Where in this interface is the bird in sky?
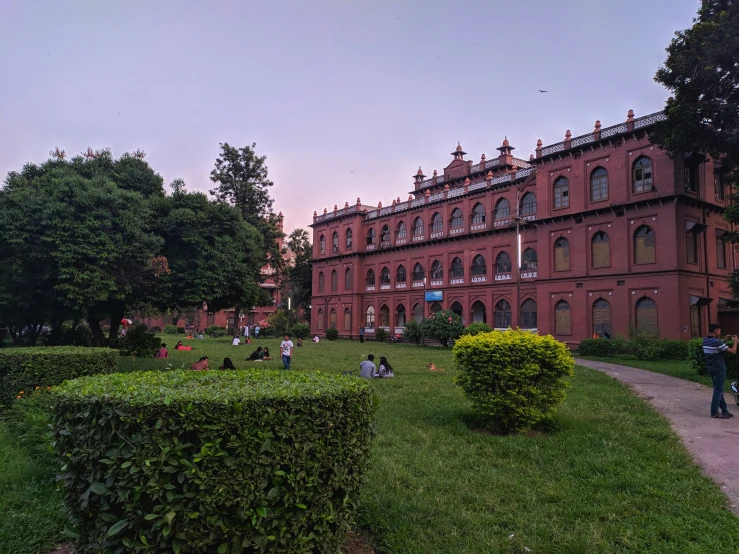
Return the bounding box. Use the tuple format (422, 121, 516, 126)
(538, 90, 548, 93)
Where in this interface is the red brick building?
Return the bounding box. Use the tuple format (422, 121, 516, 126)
(309, 110, 738, 345)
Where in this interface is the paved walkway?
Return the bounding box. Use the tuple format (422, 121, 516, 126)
(577, 359, 739, 514)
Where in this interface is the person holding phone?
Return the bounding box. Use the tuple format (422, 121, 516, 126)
(702, 323, 738, 419)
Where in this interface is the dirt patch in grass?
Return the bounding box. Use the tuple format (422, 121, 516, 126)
(342, 529, 375, 554)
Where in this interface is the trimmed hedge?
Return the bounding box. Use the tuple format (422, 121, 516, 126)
(205, 325, 226, 338)
(462, 322, 493, 337)
(454, 330, 574, 433)
(52, 369, 376, 554)
(578, 337, 690, 361)
(325, 327, 339, 341)
(291, 323, 310, 340)
(374, 328, 387, 342)
(578, 338, 619, 357)
(0, 347, 117, 408)
(164, 325, 178, 334)
(689, 337, 739, 378)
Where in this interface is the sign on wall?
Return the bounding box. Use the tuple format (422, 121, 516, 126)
(425, 291, 443, 302)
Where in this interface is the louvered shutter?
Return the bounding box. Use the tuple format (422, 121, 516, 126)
(555, 243, 570, 271)
(637, 306, 657, 334)
(555, 305, 571, 335)
(592, 240, 610, 268)
(635, 230, 655, 264)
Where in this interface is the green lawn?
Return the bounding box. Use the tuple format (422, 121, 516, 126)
(577, 355, 722, 389)
(3, 337, 739, 553)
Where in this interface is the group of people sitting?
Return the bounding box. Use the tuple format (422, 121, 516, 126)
(246, 346, 272, 361)
(190, 356, 238, 371)
(359, 354, 394, 378)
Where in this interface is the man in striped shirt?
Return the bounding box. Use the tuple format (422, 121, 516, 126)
(703, 324, 737, 419)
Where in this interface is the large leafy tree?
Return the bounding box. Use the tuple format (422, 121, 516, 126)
(282, 229, 312, 318)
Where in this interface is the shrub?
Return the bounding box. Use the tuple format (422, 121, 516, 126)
(689, 337, 739, 379)
(52, 369, 375, 554)
(291, 322, 310, 339)
(176, 326, 186, 334)
(422, 310, 464, 347)
(326, 327, 339, 341)
(205, 325, 226, 338)
(164, 325, 178, 334)
(0, 347, 117, 409)
(150, 326, 162, 334)
(578, 338, 617, 357)
(402, 320, 424, 345)
(454, 330, 575, 433)
(40, 323, 92, 347)
(374, 328, 387, 342)
(462, 322, 493, 337)
(635, 339, 690, 361)
(119, 324, 162, 358)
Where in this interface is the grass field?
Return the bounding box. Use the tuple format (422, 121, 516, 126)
(2, 336, 739, 553)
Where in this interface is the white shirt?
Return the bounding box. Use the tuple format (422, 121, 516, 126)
(232, 337, 240, 346)
(280, 340, 294, 357)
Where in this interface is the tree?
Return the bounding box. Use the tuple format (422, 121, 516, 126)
(282, 229, 312, 318)
(422, 310, 464, 347)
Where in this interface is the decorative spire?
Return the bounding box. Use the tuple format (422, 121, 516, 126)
(503, 136, 510, 147)
(594, 120, 601, 132)
(627, 109, 635, 122)
(323, 208, 327, 214)
(451, 141, 467, 160)
(481, 153, 486, 162)
(378, 201, 382, 209)
(408, 195, 413, 201)
(496, 136, 515, 155)
(413, 166, 426, 183)
(345, 201, 349, 208)
(486, 171, 493, 180)
(464, 177, 470, 185)
(565, 130, 572, 141)
(356, 197, 361, 204)
(313, 210, 317, 217)
(334, 204, 338, 211)
(529, 154, 534, 161)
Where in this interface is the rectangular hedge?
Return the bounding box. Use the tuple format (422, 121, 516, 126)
(0, 346, 117, 408)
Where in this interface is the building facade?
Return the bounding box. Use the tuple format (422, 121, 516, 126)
(309, 110, 738, 345)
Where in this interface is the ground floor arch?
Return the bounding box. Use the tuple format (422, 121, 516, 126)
(471, 300, 487, 323)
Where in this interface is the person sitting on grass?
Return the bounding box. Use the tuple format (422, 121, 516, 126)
(359, 354, 376, 379)
(154, 343, 168, 358)
(175, 340, 193, 351)
(262, 347, 272, 361)
(247, 346, 264, 361)
(191, 356, 209, 371)
(232, 336, 241, 346)
(219, 357, 236, 370)
(378, 356, 394, 378)
(297, 337, 303, 347)
(312, 335, 320, 343)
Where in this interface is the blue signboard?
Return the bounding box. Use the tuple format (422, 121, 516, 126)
(425, 291, 443, 302)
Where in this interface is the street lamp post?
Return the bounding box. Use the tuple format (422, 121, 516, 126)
(515, 187, 522, 329)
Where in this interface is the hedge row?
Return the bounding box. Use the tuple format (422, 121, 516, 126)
(688, 337, 739, 378)
(0, 346, 117, 408)
(578, 337, 689, 361)
(52, 369, 376, 554)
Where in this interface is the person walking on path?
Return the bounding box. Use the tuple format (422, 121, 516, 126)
(280, 334, 294, 369)
(703, 323, 738, 419)
(359, 326, 365, 343)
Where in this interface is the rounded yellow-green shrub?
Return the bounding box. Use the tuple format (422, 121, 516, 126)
(454, 330, 574, 433)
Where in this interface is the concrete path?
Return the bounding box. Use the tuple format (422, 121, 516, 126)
(577, 358, 739, 514)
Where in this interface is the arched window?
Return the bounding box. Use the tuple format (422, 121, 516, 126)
(472, 203, 486, 224)
(379, 305, 390, 328)
(430, 302, 442, 314)
(450, 301, 463, 317)
(331, 269, 338, 291)
(451, 208, 464, 229)
(471, 300, 486, 323)
(590, 167, 608, 202)
(366, 306, 375, 329)
(318, 271, 325, 292)
(431, 212, 443, 233)
(317, 309, 324, 330)
(413, 217, 424, 236)
(471, 254, 487, 276)
(344, 308, 351, 330)
(494, 300, 512, 328)
(396, 265, 407, 283)
(495, 198, 510, 220)
(553, 177, 569, 209)
(412, 263, 425, 281)
(591, 231, 610, 268)
(396, 304, 406, 327)
(380, 266, 391, 285)
(554, 237, 570, 271)
(344, 267, 352, 290)
(634, 225, 656, 264)
(593, 299, 612, 336)
(397, 221, 407, 239)
(329, 308, 337, 328)
(717, 231, 727, 269)
(366, 269, 375, 286)
(413, 303, 424, 322)
(451, 257, 464, 278)
(345, 228, 353, 248)
(687, 226, 698, 264)
(521, 299, 538, 329)
(381, 225, 390, 243)
(496, 252, 512, 274)
(319, 235, 325, 254)
(431, 260, 443, 279)
(636, 297, 657, 335)
(521, 193, 537, 216)
(522, 248, 538, 272)
(555, 301, 571, 334)
(332, 232, 339, 252)
(366, 228, 376, 245)
(633, 156, 653, 193)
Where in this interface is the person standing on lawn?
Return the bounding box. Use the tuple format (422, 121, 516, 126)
(703, 323, 738, 419)
(359, 326, 365, 343)
(280, 334, 294, 369)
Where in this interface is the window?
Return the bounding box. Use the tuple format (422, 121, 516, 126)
(345, 228, 353, 248)
(396, 305, 406, 327)
(412, 263, 425, 281)
(380, 305, 390, 328)
(413, 303, 424, 323)
(431, 213, 443, 233)
(381, 225, 390, 243)
(472, 203, 486, 224)
(450, 301, 463, 318)
(332, 232, 339, 252)
(397, 221, 407, 239)
(366, 269, 375, 286)
(521, 299, 538, 329)
(495, 252, 512, 274)
(206, 312, 215, 326)
(431, 260, 443, 279)
(591, 231, 610, 268)
(684, 159, 698, 193)
(366, 306, 375, 329)
(345, 267, 352, 289)
(633, 156, 653, 193)
(451, 208, 464, 229)
(344, 308, 351, 331)
(590, 167, 608, 202)
(717, 230, 727, 269)
(553, 177, 569, 209)
(380, 266, 391, 285)
(554, 237, 570, 271)
(521, 193, 537, 216)
(413, 217, 424, 236)
(331, 269, 338, 291)
(715, 172, 725, 201)
(635, 297, 657, 335)
(329, 308, 337, 328)
(686, 228, 698, 264)
(317, 309, 324, 330)
(494, 300, 512, 328)
(522, 248, 538, 272)
(318, 271, 325, 292)
(451, 257, 464, 278)
(471, 254, 487, 276)
(495, 198, 510, 220)
(319, 235, 325, 254)
(366, 228, 376, 245)
(593, 299, 612, 336)
(396, 265, 407, 283)
(634, 225, 655, 264)
(471, 301, 486, 323)
(430, 302, 442, 314)
(555, 301, 572, 335)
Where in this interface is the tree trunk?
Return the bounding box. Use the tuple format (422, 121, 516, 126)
(88, 317, 106, 347)
(108, 305, 125, 343)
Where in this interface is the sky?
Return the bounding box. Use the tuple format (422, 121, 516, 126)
(0, 0, 700, 235)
